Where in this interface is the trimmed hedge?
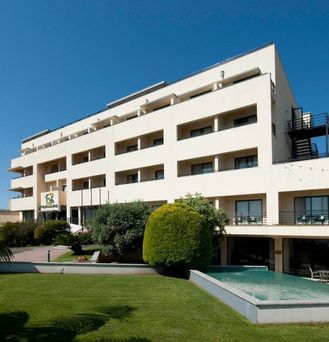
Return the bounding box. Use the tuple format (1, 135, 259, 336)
(143, 203, 212, 271)
(34, 220, 70, 245)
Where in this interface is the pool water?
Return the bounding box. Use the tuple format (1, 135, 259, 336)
(207, 267, 329, 301)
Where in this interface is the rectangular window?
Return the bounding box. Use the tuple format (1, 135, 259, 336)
(191, 162, 213, 175)
(235, 200, 262, 224)
(190, 126, 213, 137)
(155, 170, 164, 180)
(127, 144, 138, 152)
(294, 196, 329, 224)
(127, 173, 138, 184)
(153, 138, 164, 146)
(234, 115, 257, 127)
(234, 155, 258, 169)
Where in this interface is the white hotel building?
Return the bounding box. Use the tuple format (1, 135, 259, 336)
(9, 43, 329, 274)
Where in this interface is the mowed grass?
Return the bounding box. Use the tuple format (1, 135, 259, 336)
(1, 274, 329, 341)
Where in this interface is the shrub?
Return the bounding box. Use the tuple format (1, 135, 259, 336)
(91, 201, 152, 259)
(0, 222, 37, 247)
(34, 220, 70, 245)
(53, 232, 75, 246)
(70, 240, 82, 254)
(143, 203, 212, 272)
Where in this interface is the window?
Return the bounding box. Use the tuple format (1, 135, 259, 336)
(295, 196, 329, 224)
(153, 138, 164, 146)
(83, 181, 89, 190)
(155, 170, 164, 180)
(127, 144, 138, 152)
(190, 126, 213, 137)
(234, 115, 257, 127)
(127, 173, 138, 184)
(235, 155, 258, 169)
(83, 155, 89, 163)
(235, 200, 263, 224)
(191, 162, 213, 175)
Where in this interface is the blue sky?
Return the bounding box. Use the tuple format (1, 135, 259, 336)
(1, 0, 329, 208)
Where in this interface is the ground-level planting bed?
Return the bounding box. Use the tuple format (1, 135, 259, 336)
(1, 275, 329, 342)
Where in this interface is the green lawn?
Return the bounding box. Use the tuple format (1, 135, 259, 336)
(52, 245, 100, 262)
(1, 274, 329, 341)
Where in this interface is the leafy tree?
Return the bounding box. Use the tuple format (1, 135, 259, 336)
(0, 241, 13, 262)
(143, 203, 212, 273)
(178, 193, 227, 262)
(91, 201, 152, 259)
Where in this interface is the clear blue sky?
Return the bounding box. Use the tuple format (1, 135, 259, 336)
(1, 0, 329, 208)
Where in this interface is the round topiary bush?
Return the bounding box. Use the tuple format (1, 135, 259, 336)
(143, 203, 212, 272)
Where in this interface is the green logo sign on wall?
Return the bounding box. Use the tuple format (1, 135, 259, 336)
(45, 192, 55, 206)
(40, 191, 59, 211)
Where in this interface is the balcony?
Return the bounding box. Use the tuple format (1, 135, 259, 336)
(115, 130, 163, 155)
(116, 164, 164, 185)
(226, 212, 267, 225)
(72, 146, 106, 165)
(177, 148, 258, 177)
(10, 195, 34, 211)
(279, 211, 329, 225)
(72, 174, 106, 191)
(11, 174, 34, 190)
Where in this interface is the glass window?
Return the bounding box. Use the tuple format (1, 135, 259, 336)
(234, 115, 257, 127)
(235, 155, 258, 169)
(155, 170, 164, 180)
(235, 200, 262, 224)
(153, 138, 164, 146)
(191, 162, 213, 175)
(127, 174, 138, 183)
(127, 144, 138, 152)
(191, 126, 213, 137)
(295, 196, 329, 223)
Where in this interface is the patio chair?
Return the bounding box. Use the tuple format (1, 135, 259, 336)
(297, 215, 307, 224)
(309, 267, 322, 281)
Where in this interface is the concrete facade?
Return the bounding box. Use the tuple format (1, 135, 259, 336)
(8, 43, 329, 273)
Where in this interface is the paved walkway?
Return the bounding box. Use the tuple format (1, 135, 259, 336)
(12, 246, 69, 262)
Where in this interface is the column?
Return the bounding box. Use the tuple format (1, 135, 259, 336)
(137, 137, 141, 150)
(266, 191, 279, 225)
(213, 82, 219, 91)
(137, 109, 142, 117)
(137, 169, 141, 183)
(78, 206, 82, 226)
(274, 237, 283, 273)
(215, 197, 220, 209)
(214, 155, 219, 172)
(214, 115, 219, 132)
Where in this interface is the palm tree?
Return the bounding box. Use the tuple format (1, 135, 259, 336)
(0, 241, 13, 262)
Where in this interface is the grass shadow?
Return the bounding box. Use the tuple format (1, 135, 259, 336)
(0, 306, 151, 342)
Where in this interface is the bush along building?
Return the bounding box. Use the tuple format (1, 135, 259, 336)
(8, 43, 329, 275)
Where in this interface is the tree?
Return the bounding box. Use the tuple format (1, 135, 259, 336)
(0, 241, 13, 262)
(178, 193, 227, 262)
(143, 203, 212, 273)
(34, 220, 70, 245)
(91, 201, 152, 259)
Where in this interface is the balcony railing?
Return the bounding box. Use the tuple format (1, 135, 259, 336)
(279, 211, 329, 225)
(288, 112, 329, 132)
(226, 212, 267, 225)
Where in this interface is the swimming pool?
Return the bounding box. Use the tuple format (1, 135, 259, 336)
(189, 266, 329, 324)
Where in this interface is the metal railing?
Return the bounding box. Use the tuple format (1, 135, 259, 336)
(288, 112, 329, 132)
(279, 211, 329, 225)
(226, 212, 267, 225)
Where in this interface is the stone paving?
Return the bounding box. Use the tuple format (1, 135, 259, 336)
(12, 245, 69, 262)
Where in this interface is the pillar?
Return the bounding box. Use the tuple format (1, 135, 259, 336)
(266, 191, 279, 225)
(137, 109, 142, 117)
(78, 206, 82, 226)
(137, 169, 141, 182)
(137, 137, 141, 150)
(214, 155, 219, 172)
(274, 237, 283, 273)
(214, 115, 219, 132)
(213, 82, 219, 91)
